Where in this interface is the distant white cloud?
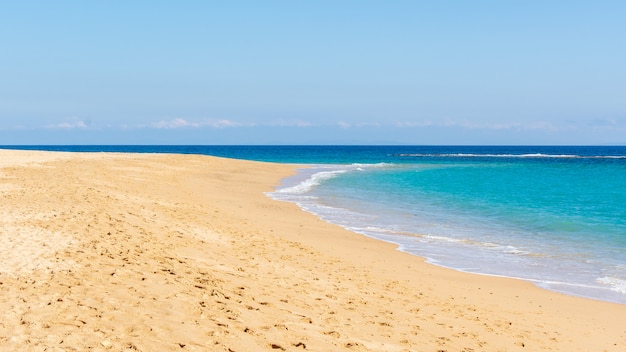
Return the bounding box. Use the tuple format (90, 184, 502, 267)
(206, 119, 249, 128)
(152, 118, 200, 129)
(393, 118, 564, 131)
(46, 120, 89, 129)
(524, 121, 559, 131)
(151, 118, 253, 129)
(337, 121, 352, 128)
(142, 117, 613, 136)
(293, 120, 313, 127)
(332, 121, 386, 129)
(588, 118, 626, 129)
(271, 119, 313, 127)
(394, 120, 435, 128)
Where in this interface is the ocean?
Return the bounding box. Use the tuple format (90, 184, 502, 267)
(4, 145, 626, 304)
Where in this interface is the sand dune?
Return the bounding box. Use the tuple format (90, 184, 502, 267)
(0, 149, 624, 351)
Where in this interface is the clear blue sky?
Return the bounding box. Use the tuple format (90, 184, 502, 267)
(1, 1, 625, 145)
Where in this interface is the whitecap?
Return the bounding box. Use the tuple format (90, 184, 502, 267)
(597, 277, 626, 294)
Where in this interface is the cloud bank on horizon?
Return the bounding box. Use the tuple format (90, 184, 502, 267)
(1, 1, 625, 145)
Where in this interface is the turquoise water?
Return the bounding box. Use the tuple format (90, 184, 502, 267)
(4, 145, 626, 303)
(268, 147, 626, 304)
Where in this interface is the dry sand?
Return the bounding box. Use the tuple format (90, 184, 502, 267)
(0, 149, 624, 351)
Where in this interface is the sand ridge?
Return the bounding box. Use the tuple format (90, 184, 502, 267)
(0, 149, 624, 351)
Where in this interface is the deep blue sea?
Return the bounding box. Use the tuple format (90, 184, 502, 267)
(4, 145, 626, 304)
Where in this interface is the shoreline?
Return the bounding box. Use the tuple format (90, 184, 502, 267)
(1, 149, 625, 351)
(273, 164, 626, 306)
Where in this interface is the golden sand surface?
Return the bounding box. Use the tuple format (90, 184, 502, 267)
(1, 149, 624, 351)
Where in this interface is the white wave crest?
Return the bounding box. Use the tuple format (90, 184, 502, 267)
(275, 170, 347, 195)
(350, 162, 394, 168)
(395, 153, 626, 159)
(597, 277, 626, 294)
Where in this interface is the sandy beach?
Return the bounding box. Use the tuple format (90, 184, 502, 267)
(1, 149, 624, 351)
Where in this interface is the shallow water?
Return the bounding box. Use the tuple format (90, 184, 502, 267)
(268, 147, 626, 304)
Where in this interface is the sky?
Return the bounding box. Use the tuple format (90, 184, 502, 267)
(1, 1, 625, 145)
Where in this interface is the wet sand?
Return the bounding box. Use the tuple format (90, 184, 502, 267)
(1, 149, 624, 351)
